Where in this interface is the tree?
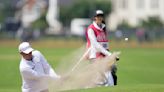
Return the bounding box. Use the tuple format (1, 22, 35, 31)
(140, 16, 164, 30)
(59, 0, 112, 26)
(0, 0, 16, 22)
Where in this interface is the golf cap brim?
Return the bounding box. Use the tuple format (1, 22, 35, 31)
(95, 14, 104, 17)
(22, 47, 33, 54)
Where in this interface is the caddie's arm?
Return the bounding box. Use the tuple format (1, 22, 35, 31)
(88, 28, 112, 56)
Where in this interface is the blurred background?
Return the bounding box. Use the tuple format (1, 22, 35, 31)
(0, 0, 164, 42)
(0, 0, 164, 92)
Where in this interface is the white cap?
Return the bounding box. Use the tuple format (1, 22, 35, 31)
(95, 10, 104, 16)
(18, 42, 33, 54)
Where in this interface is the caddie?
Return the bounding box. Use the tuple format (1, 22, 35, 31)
(85, 10, 119, 86)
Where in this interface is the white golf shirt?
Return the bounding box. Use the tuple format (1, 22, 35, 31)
(19, 50, 60, 92)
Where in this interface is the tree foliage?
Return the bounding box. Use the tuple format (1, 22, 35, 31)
(140, 16, 164, 30)
(59, 0, 112, 26)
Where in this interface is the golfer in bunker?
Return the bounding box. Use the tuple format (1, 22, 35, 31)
(18, 42, 60, 92)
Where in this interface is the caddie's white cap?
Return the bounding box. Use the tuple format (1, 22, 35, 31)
(95, 10, 104, 16)
(18, 42, 33, 54)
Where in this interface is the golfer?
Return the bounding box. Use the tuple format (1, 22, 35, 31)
(19, 42, 60, 92)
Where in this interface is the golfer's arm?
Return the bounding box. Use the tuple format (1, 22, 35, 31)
(40, 53, 61, 79)
(49, 68, 61, 79)
(88, 28, 112, 56)
(21, 68, 49, 80)
(39, 52, 51, 74)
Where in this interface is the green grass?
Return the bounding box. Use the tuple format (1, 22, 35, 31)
(0, 41, 164, 92)
(117, 48, 164, 85)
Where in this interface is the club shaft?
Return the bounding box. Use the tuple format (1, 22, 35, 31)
(71, 48, 91, 71)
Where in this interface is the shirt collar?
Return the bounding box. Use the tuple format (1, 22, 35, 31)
(93, 21, 105, 31)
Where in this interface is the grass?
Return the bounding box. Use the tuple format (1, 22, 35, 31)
(0, 40, 164, 92)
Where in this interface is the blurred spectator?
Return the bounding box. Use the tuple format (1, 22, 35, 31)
(46, 0, 62, 35)
(136, 28, 145, 43)
(3, 17, 21, 38)
(16, 0, 46, 41)
(115, 30, 123, 41)
(144, 30, 151, 42)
